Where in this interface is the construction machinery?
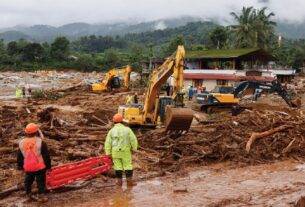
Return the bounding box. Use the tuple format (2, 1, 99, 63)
(118, 45, 193, 132)
(196, 80, 301, 113)
(91, 65, 132, 92)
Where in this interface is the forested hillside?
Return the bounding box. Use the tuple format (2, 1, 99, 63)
(0, 7, 305, 72)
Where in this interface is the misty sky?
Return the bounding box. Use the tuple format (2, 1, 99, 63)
(1, 0, 305, 28)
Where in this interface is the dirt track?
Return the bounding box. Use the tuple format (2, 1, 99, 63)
(1, 72, 305, 206)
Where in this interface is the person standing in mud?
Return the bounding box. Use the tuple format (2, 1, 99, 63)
(22, 86, 26, 98)
(17, 123, 51, 202)
(133, 92, 138, 104)
(104, 114, 138, 187)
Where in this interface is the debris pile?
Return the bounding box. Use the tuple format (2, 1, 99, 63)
(0, 89, 127, 190)
(0, 83, 305, 189)
(137, 108, 305, 172)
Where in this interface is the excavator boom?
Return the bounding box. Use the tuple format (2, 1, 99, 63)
(118, 46, 193, 132)
(234, 80, 301, 108)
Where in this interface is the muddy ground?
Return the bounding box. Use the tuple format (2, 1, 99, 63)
(1, 72, 305, 206)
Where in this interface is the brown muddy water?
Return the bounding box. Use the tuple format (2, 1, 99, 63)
(2, 159, 305, 207)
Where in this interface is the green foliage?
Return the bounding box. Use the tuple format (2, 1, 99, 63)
(7, 41, 18, 55)
(72, 35, 126, 53)
(273, 39, 305, 69)
(0, 8, 304, 71)
(208, 27, 229, 49)
(50, 37, 70, 60)
(128, 44, 144, 72)
(230, 6, 276, 49)
(22, 43, 44, 61)
(163, 35, 185, 56)
(75, 54, 98, 71)
(102, 48, 120, 69)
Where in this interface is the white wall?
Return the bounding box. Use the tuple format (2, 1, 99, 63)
(202, 80, 217, 91)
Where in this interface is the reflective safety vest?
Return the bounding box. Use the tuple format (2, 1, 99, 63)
(19, 137, 46, 172)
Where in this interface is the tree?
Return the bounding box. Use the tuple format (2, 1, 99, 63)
(230, 7, 276, 49)
(103, 48, 120, 69)
(22, 43, 44, 62)
(50, 37, 70, 60)
(128, 44, 144, 72)
(230, 7, 257, 48)
(253, 7, 276, 49)
(209, 27, 228, 49)
(7, 41, 19, 55)
(163, 35, 185, 56)
(0, 40, 11, 65)
(75, 54, 97, 71)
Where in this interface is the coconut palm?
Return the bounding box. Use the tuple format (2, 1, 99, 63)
(230, 7, 256, 48)
(230, 7, 276, 49)
(253, 7, 277, 49)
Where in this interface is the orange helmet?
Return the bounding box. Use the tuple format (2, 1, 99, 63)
(113, 114, 123, 123)
(25, 123, 39, 134)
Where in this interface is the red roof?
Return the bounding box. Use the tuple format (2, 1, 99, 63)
(184, 73, 274, 82)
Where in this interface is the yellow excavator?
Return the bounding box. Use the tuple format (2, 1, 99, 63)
(118, 45, 193, 132)
(91, 65, 132, 92)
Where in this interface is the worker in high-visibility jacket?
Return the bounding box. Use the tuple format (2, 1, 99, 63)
(17, 123, 51, 202)
(104, 114, 138, 187)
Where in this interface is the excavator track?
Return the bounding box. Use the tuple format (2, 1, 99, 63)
(165, 107, 194, 132)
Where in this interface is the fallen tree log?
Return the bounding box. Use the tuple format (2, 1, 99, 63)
(0, 147, 15, 153)
(0, 184, 23, 199)
(246, 125, 292, 153)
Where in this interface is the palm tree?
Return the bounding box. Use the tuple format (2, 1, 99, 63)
(253, 7, 277, 49)
(230, 7, 256, 48)
(230, 7, 276, 49)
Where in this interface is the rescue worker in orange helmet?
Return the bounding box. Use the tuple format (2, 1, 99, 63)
(17, 123, 51, 202)
(104, 114, 138, 187)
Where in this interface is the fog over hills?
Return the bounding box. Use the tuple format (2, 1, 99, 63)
(0, 16, 304, 42)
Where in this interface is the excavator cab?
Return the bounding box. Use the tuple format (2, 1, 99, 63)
(110, 76, 121, 89)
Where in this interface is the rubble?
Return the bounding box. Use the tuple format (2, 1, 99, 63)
(136, 107, 305, 172)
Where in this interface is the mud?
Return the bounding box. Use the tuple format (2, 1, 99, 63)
(2, 160, 305, 206)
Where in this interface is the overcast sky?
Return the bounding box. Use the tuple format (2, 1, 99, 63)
(0, 0, 305, 28)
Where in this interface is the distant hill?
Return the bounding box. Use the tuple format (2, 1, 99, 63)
(277, 21, 305, 39)
(0, 16, 202, 42)
(0, 31, 31, 42)
(1, 16, 305, 42)
(123, 21, 218, 45)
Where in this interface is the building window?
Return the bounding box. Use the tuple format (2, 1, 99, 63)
(216, 80, 228, 86)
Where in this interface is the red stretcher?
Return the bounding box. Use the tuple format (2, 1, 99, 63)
(46, 156, 112, 190)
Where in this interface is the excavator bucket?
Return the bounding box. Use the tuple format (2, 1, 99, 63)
(165, 107, 194, 132)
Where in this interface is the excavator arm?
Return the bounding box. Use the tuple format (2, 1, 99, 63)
(118, 46, 193, 132)
(234, 80, 301, 108)
(142, 45, 193, 131)
(143, 46, 185, 120)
